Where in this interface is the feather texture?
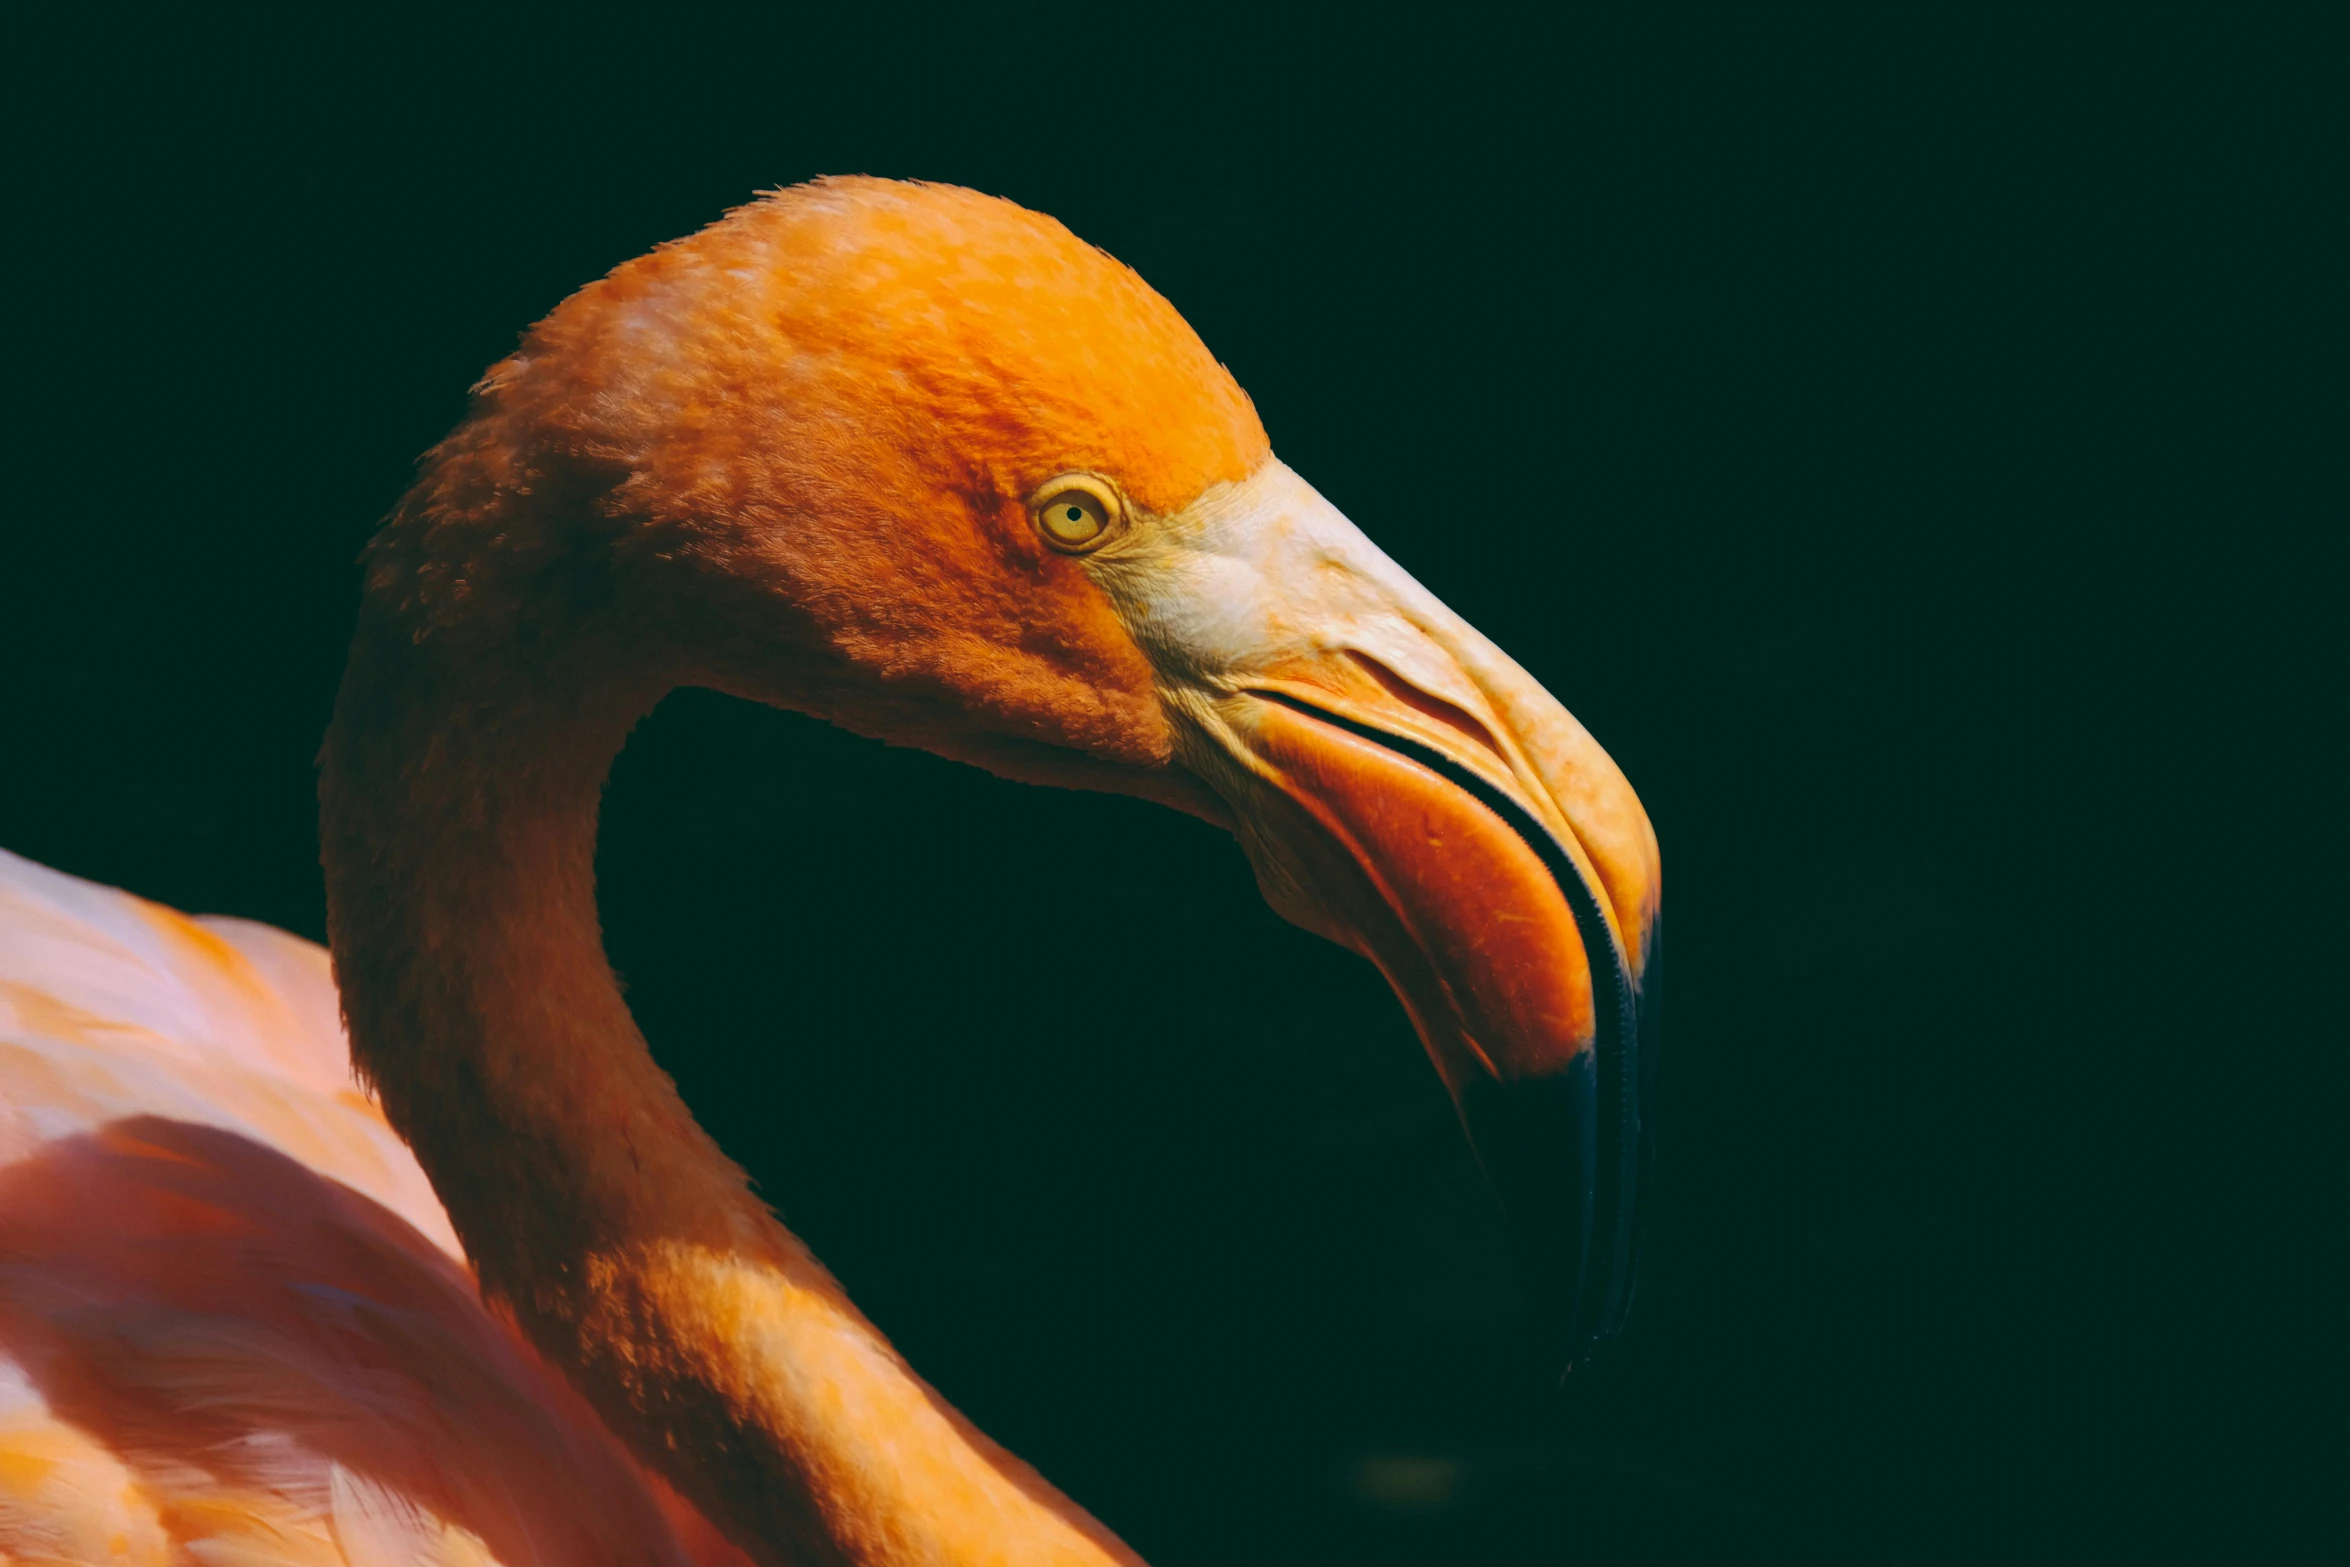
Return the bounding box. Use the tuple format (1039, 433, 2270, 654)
(0, 848, 752, 1566)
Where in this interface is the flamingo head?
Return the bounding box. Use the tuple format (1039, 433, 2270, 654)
(375, 177, 1662, 1364)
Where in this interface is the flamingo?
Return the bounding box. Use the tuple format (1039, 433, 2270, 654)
(0, 178, 1660, 1566)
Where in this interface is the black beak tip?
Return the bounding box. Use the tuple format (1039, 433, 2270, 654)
(1457, 917, 1659, 1379)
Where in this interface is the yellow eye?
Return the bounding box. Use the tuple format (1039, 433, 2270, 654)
(1043, 495, 1104, 544)
(1030, 476, 1123, 552)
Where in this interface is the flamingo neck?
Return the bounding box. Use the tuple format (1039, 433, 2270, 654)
(318, 631, 1141, 1567)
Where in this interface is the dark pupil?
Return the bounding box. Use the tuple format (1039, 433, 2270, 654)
(1064, 506, 1085, 522)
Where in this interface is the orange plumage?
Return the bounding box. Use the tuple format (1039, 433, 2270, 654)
(4, 177, 1658, 1565)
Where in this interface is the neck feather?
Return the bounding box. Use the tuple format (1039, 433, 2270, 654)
(319, 622, 1142, 1567)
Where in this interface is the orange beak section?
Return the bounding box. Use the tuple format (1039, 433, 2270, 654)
(1224, 661, 1658, 1368)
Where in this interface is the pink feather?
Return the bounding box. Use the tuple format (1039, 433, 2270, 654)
(0, 848, 753, 1566)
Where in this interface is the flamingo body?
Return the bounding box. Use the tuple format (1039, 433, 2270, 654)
(0, 847, 742, 1564)
(3, 178, 1660, 1564)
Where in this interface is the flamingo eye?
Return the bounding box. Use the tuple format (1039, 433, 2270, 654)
(1030, 476, 1123, 552)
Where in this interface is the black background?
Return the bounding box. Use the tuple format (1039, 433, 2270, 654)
(6, 8, 2334, 1561)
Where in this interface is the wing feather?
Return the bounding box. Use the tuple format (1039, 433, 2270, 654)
(0, 849, 752, 1567)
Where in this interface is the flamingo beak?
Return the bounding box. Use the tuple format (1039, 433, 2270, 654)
(1224, 660, 1658, 1369)
(1085, 462, 1661, 1367)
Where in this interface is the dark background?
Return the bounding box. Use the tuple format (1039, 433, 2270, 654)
(6, 8, 2334, 1561)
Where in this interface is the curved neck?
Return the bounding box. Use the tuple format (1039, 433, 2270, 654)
(319, 626, 1141, 1567)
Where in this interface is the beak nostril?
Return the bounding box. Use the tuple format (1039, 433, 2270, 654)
(1340, 651, 1511, 772)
